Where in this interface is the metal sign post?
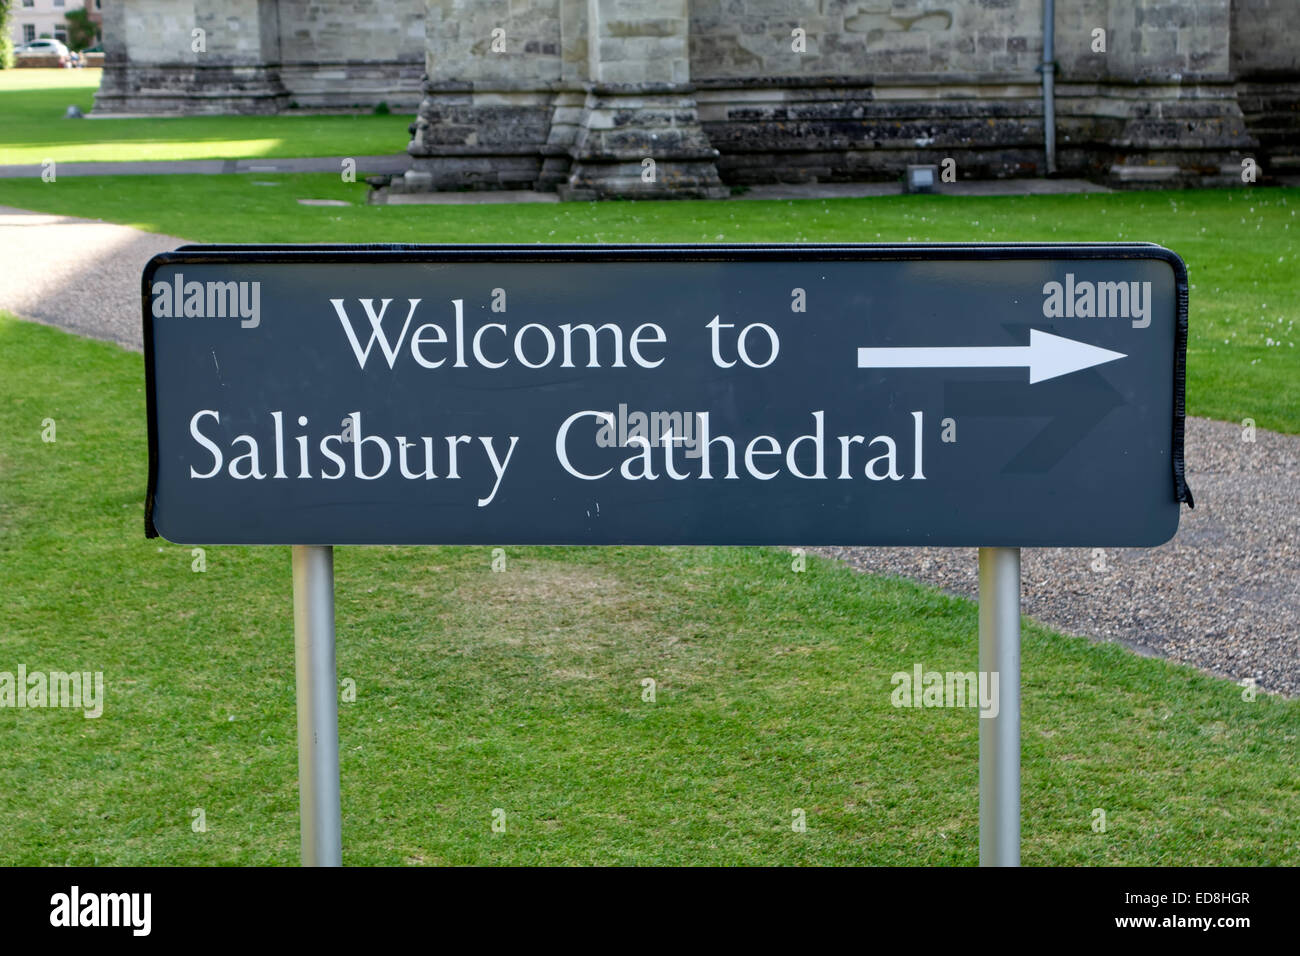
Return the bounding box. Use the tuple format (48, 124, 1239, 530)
(978, 547, 1021, 866)
(291, 544, 342, 867)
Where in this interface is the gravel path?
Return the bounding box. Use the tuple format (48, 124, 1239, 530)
(3, 205, 1296, 695)
(818, 416, 1300, 696)
(0, 206, 187, 350)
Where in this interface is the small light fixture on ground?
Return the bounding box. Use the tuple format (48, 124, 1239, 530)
(905, 165, 939, 194)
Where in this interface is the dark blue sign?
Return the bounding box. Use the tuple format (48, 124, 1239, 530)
(143, 244, 1191, 546)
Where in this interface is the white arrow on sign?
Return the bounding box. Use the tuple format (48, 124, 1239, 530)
(856, 329, 1127, 384)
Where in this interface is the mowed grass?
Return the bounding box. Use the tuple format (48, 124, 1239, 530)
(0, 172, 1295, 432)
(1, 312, 1296, 865)
(0, 69, 412, 164)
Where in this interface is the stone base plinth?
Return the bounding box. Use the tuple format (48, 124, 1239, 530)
(559, 85, 728, 200)
(93, 63, 289, 115)
(401, 86, 555, 191)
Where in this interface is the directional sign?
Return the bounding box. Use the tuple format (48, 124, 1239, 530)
(142, 244, 1191, 547)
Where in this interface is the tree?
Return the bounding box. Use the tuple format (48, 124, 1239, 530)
(0, 1, 14, 70)
(65, 7, 97, 53)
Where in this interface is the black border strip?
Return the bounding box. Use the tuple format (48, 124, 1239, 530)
(1172, 268, 1194, 508)
(141, 256, 161, 539)
(141, 242, 1192, 539)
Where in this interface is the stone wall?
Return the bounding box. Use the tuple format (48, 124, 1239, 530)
(1231, 0, 1300, 174)
(692, 0, 1256, 188)
(94, 0, 424, 113)
(1051, 0, 1254, 186)
(276, 0, 426, 109)
(390, 0, 725, 199)
(691, 0, 1049, 185)
(400, 0, 563, 190)
(95, 0, 1296, 194)
(563, 0, 725, 198)
(690, 0, 1044, 79)
(96, 0, 288, 114)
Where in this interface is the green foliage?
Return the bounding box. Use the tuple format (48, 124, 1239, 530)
(63, 7, 97, 52)
(0, 1, 14, 70)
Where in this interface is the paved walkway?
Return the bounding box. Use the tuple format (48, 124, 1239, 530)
(0, 154, 412, 179)
(0, 206, 182, 349)
(0, 152, 1115, 202)
(1, 204, 1295, 696)
(374, 178, 1115, 205)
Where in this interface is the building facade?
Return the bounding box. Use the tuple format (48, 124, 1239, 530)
(11, 0, 101, 47)
(95, 1, 1299, 195)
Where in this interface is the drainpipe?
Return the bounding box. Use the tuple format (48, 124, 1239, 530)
(1041, 0, 1058, 175)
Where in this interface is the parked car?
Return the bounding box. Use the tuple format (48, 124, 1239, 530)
(16, 39, 71, 66)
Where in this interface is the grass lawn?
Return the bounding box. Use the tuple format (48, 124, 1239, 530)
(0, 172, 1295, 433)
(1, 311, 1296, 865)
(0, 69, 413, 164)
